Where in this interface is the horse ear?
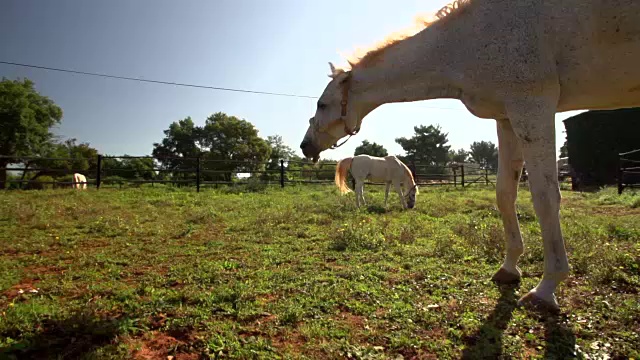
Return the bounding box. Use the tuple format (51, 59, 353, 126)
(328, 62, 345, 78)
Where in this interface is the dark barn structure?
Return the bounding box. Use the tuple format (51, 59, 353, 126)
(563, 108, 640, 190)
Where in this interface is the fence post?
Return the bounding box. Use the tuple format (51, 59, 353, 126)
(617, 155, 623, 195)
(196, 155, 201, 193)
(485, 167, 489, 185)
(96, 155, 102, 189)
(280, 160, 285, 188)
(461, 164, 465, 188)
(453, 168, 457, 187)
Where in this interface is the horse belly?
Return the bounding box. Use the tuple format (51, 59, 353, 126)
(367, 167, 388, 183)
(557, 43, 640, 111)
(555, 0, 640, 111)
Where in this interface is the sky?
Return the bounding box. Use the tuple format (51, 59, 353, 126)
(0, 0, 583, 161)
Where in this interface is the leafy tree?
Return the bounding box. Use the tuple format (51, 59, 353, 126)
(354, 140, 388, 157)
(153, 112, 271, 182)
(266, 135, 295, 167)
(559, 139, 568, 158)
(199, 112, 271, 181)
(0, 78, 63, 188)
(449, 148, 469, 163)
(281, 154, 338, 182)
(263, 135, 296, 181)
(395, 125, 451, 166)
(152, 117, 201, 182)
(102, 156, 155, 180)
(469, 140, 498, 170)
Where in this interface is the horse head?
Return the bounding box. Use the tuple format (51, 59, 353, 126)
(300, 63, 373, 162)
(405, 184, 419, 209)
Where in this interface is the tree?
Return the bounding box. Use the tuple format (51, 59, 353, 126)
(395, 125, 451, 166)
(559, 139, 568, 158)
(153, 112, 271, 182)
(354, 140, 388, 157)
(152, 117, 201, 182)
(469, 141, 498, 170)
(102, 156, 155, 180)
(267, 135, 295, 166)
(263, 135, 295, 181)
(199, 112, 271, 181)
(0, 78, 63, 188)
(449, 148, 469, 163)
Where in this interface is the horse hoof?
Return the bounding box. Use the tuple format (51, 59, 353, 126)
(518, 291, 560, 314)
(491, 267, 521, 284)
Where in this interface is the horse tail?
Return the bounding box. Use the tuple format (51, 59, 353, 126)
(335, 157, 354, 194)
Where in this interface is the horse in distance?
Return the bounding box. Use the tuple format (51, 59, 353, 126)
(335, 154, 418, 209)
(73, 173, 87, 190)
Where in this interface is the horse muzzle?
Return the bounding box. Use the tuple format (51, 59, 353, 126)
(300, 139, 320, 162)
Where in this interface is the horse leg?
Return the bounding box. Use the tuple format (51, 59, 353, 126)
(492, 119, 525, 284)
(358, 181, 366, 206)
(394, 182, 407, 209)
(354, 179, 362, 208)
(384, 182, 391, 207)
(506, 96, 569, 313)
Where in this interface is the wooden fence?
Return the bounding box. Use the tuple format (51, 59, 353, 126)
(618, 149, 640, 194)
(1, 155, 497, 191)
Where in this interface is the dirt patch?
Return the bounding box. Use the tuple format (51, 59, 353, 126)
(0, 247, 19, 256)
(1, 280, 40, 303)
(271, 329, 306, 353)
(25, 265, 63, 278)
(336, 311, 366, 328)
(590, 205, 640, 216)
(396, 348, 439, 360)
(129, 331, 200, 360)
(375, 307, 387, 317)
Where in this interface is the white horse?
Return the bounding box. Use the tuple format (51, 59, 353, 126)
(335, 155, 419, 209)
(299, 0, 640, 311)
(72, 173, 87, 189)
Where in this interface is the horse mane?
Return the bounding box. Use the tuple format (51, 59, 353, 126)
(401, 163, 416, 185)
(342, 0, 472, 70)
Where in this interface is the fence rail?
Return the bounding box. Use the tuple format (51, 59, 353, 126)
(618, 149, 640, 194)
(1, 155, 498, 191)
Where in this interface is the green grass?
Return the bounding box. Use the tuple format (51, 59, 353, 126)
(0, 185, 638, 359)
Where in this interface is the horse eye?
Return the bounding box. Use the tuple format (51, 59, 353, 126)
(317, 103, 326, 110)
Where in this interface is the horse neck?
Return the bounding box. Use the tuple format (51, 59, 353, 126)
(403, 169, 416, 187)
(350, 22, 462, 107)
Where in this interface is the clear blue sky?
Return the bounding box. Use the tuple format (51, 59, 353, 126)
(0, 0, 581, 160)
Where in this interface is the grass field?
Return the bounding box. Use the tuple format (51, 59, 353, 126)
(1, 184, 638, 359)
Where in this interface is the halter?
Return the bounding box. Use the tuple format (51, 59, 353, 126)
(404, 184, 418, 200)
(330, 72, 360, 149)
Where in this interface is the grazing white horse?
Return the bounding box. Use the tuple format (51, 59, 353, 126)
(299, 0, 640, 311)
(335, 155, 419, 209)
(72, 173, 87, 190)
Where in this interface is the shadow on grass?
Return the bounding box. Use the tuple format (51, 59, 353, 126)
(543, 314, 577, 359)
(461, 282, 519, 359)
(365, 205, 388, 214)
(461, 282, 577, 359)
(0, 311, 129, 359)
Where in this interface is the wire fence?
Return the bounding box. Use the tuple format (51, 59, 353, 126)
(0, 155, 499, 191)
(618, 148, 640, 194)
